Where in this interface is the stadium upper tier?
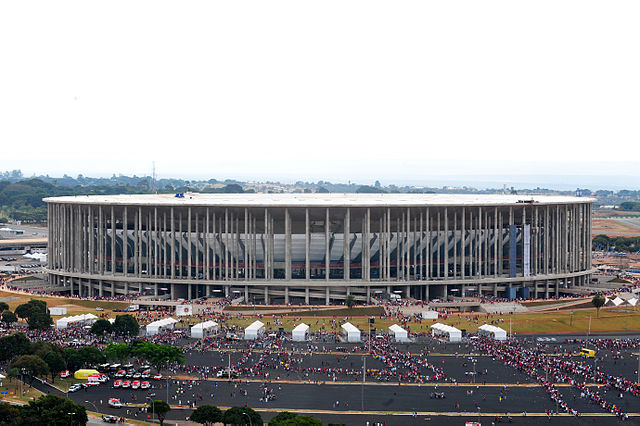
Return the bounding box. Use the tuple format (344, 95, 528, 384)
(44, 193, 595, 304)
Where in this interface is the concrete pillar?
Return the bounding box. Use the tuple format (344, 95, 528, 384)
(344, 208, 350, 280)
(325, 208, 330, 281)
(188, 283, 192, 300)
(187, 207, 192, 279)
(325, 287, 330, 305)
(264, 287, 269, 304)
(424, 284, 429, 301)
(245, 285, 249, 303)
(170, 208, 176, 280)
(123, 206, 128, 276)
(244, 208, 249, 281)
(285, 286, 289, 304)
(111, 206, 116, 274)
(444, 207, 448, 279)
(305, 208, 310, 280)
(99, 280, 103, 297)
(285, 208, 292, 280)
(305, 287, 310, 304)
(405, 284, 410, 299)
(366, 286, 371, 303)
(555, 279, 559, 297)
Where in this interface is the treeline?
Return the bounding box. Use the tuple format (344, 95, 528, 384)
(619, 201, 640, 211)
(592, 234, 640, 252)
(0, 178, 250, 222)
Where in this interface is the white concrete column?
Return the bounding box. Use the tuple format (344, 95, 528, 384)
(305, 208, 310, 280)
(325, 208, 330, 281)
(285, 208, 292, 280)
(344, 208, 350, 280)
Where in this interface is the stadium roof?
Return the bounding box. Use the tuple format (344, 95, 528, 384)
(44, 193, 594, 208)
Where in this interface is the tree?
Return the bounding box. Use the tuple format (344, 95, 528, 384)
(0, 402, 21, 425)
(592, 293, 606, 318)
(19, 395, 87, 426)
(63, 348, 83, 372)
(78, 346, 106, 366)
(43, 351, 66, 383)
(131, 341, 184, 373)
(222, 406, 262, 426)
(0, 301, 9, 313)
(104, 343, 130, 363)
(0, 333, 31, 362)
(345, 294, 355, 309)
(113, 314, 139, 336)
(150, 400, 171, 426)
(27, 311, 53, 330)
(1, 310, 17, 325)
(270, 413, 322, 425)
(90, 319, 113, 336)
(190, 405, 223, 425)
(11, 355, 49, 383)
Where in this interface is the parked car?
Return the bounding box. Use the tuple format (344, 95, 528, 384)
(131, 380, 141, 390)
(121, 380, 131, 388)
(114, 370, 126, 378)
(102, 415, 118, 423)
(60, 370, 70, 378)
(152, 374, 163, 380)
(68, 384, 82, 393)
(140, 381, 151, 390)
(113, 380, 122, 388)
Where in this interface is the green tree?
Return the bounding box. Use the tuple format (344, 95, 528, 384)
(0, 333, 31, 362)
(223, 406, 262, 426)
(11, 355, 49, 383)
(131, 342, 184, 373)
(104, 343, 131, 363)
(90, 319, 113, 336)
(150, 400, 171, 426)
(0, 301, 9, 313)
(1, 310, 17, 325)
(43, 351, 66, 383)
(14, 303, 33, 320)
(190, 405, 223, 425)
(19, 395, 87, 426)
(78, 346, 106, 366)
(270, 412, 322, 425)
(0, 401, 21, 425)
(592, 293, 606, 318)
(27, 311, 53, 330)
(345, 294, 355, 308)
(113, 314, 139, 336)
(63, 348, 83, 372)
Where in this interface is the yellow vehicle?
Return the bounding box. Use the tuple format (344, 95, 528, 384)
(579, 348, 595, 358)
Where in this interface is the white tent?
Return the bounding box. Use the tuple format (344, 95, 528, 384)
(244, 320, 265, 340)
(191, 320, 219, 338)
(145, 318, 178, 336)
(478, 324, 507, 341)
(55, 313, 98, 329)
(422, 311, 438, 320)
(388, 324, 409, 342)
(292, 323, 310, 341)
(627, 297, 638, 307)
(341, 322, 361, 342)
(430, 323, 462, 342)
(48, 307, 67, 316)
(612, 296, 625, 306)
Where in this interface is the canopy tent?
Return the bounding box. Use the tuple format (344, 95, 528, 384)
(478, 324, 507, 341)
(48, 307, 67, 316)
(341, 322, 361, 342)
(422, 311, 438, 320)
(244, 320, 265, 340)
(145, 318, 178, 336)
(292, 323, 310, 342)
(388, 324, 409, 342)
(55, 313, 98, 329)
(191, 320, 219, 338)
(430, 323, 462, 342)
(627, 297, 638, 307)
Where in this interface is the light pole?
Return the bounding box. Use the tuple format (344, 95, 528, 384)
(84, 400, 98, 415)
(242, 411, 252, 426)
(67, 411, 75, 426)
(146, 397, 155, 423)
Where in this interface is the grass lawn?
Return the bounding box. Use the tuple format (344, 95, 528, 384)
(0, 378, 44, 404)
(218, 306, 640, 335)
(0, 290, 129, 314)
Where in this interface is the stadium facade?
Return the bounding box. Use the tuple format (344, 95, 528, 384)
(44, 193, 594, 304)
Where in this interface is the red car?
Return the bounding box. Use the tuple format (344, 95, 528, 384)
(140, 381, 151, 390)
(121, 380, 131, 388)
(113, 379, 123, 388)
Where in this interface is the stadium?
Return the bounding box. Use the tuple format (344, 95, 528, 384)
(44, 193, 594, 304)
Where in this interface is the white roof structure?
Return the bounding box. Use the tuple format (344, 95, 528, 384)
(191, 320, 219, 338)
(388, 324, 409, 342)
(44, 193, 592, 208)
(478, 324, 507, 341)
(292, 323, 310, 342)
(341, 322, 361, 342)
(48, 307, 67, 316)
(145, 318, 178, 336)
(244, 320, 265, 340)
(55, 313, 98, 329)
(627, 297, 638, 307)
(430, 323, 462, 342)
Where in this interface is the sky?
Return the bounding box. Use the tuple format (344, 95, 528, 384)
(1, 1, 639, 189)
